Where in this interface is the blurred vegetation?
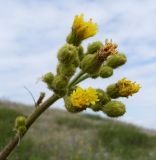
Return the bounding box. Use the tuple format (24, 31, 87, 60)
(0, 101, 156, 160)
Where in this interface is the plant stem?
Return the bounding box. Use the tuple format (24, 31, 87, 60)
(68, 71, 84, 89)
(72, 74, 90, 86)
(0, 94, 60, 160)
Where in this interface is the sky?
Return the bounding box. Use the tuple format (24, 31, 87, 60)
(0, 0, 156, 129)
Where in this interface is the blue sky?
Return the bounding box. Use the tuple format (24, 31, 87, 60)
(0, 0, 156, 129)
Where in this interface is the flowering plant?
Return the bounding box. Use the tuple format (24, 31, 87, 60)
(0, 14, 140, 160)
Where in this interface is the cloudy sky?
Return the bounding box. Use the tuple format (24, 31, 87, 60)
(0, 0, 156, 129)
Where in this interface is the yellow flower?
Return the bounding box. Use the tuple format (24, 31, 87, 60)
(117, 78, 141, 97)
(72, 14, 98, 40)
(70, 87, 99, 108)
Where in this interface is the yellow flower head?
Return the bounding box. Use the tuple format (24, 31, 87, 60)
(72, 14, 98, 40)
(70, 87, 99, 108)
(117, 78, 141, 98)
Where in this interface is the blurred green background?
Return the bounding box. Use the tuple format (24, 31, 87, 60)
(1, 101, 156, 160)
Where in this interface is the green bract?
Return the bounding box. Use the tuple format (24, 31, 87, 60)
(87, 41, 103, 54)
(90, 89, 110, 111)
(106, 84, 119, 98)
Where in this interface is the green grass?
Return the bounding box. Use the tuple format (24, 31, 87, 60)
(0, 101, 156, 160)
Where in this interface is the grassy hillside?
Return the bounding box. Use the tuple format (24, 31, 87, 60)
(0, 101, 156, 160)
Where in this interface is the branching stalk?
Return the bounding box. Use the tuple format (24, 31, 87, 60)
(68, 71, 85, 89)
(72, 74, 90, 86)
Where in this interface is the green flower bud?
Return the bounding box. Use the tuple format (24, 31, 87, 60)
(99, 65, 113, 78)
(102, 101, 126, 117)
(90, 89, 110, 111)
(52, 75, 69, 96)
(106, 84, 119, 98)
(57, 63, 77, 78)
(66, 32, 73, 44)
(87, 41, 103, 54)
(73, 56, 80, 67)
(57, 44, 79, 65)
(80, 54, 103, 74)
(77, 45, 84, 61)
(18, 126, 27, 134)
(42, 72, 54, 85)
(106, 53, 127, 69)
(15, 116, 26, 129)
(64, 96, 85, 113)
(15, 116, 27, 135)
(52, 75, 68, 89)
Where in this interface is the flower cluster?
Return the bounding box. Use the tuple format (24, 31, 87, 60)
(10, 13, 141, 159)
(42, 13, 141, 118)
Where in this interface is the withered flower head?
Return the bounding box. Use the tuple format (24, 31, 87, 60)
(97, 39, 118, 62)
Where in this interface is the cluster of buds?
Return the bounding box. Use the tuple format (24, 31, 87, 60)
(41, 14, 140, 118)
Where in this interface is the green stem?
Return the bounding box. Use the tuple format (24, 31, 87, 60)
(68, 71, 84, 89)
(0, 94, 60, 160)
(72, 74, 90, 86)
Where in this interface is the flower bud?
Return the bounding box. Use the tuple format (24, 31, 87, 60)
(106, 53, 127, 69)
(90, 89, 110, 111)
(18, 126, 27, 134)
(80, 54, 102, 74)
(102, 101, 126, 117)
(87, 41, 103, 54)
(57, 44, 79, 65)
(57, 63, 77, 78)
(15, 116, 26, 129)
(99, 65, 113, 78)
(64, 96, 85, 113)
(15, 116, 27, 135)
(77, 45, 84, 61)
(42, 72, 54, 85)
(52, 75, 68, 89)
(106, 84, 119, 98)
